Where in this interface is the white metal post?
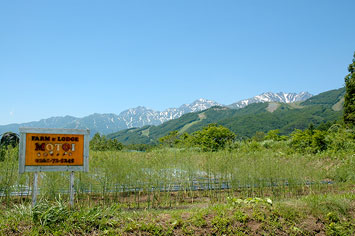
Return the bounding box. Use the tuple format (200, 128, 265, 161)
(32, 172, 38, 207)
(70, 171, 75, 207)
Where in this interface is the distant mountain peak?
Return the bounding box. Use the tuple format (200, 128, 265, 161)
(195, 98, 210, 102)
(229, 91, 312, 109)
(178, 99, 221, 113)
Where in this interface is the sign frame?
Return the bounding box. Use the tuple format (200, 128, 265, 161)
(19, 127, 90, 174)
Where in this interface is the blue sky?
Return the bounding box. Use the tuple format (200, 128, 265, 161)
(1, 0, 354, 125)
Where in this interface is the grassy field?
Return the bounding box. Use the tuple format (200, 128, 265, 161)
(0, 144, 354, 235)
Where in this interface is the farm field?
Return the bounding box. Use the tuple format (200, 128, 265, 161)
(0, 146, 354, 235)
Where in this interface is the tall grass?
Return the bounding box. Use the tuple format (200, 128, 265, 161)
(0, 146, 27, 205)
(0, 146, 352, 208)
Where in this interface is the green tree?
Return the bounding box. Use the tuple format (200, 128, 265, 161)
(264, 129, 281, 141)
(290, 129, 313, 152)
(90, 133, 104, 150)
(0, 132, 19, 148)
(191, 124, 236, 152)
(326, 126, 355, 152)
(290, 128, 327, 153)
(159, 131, 179, 147)
(107, 139, 124, 151)
(311, 130, 327, 152)
(0, 132, 19, 161)
(343, 52, 355, 126)
(90, 133, 123, 151)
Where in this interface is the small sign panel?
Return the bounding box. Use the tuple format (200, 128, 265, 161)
(19, 128, 90, 173)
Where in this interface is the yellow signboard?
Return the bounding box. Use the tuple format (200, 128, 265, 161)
(25, 133, 84, 166)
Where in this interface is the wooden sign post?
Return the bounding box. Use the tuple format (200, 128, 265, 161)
(19, 128, 90, 207)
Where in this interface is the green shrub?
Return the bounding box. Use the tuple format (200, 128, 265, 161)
(32, 199, 70, 228)
(234, 210, 249, 223)
(326, 127, 355, 153)
(290, 129, 328, 153)
(211, 215, 231, 234)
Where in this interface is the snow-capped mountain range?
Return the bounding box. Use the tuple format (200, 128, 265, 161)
(0, 92, 312, 136)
